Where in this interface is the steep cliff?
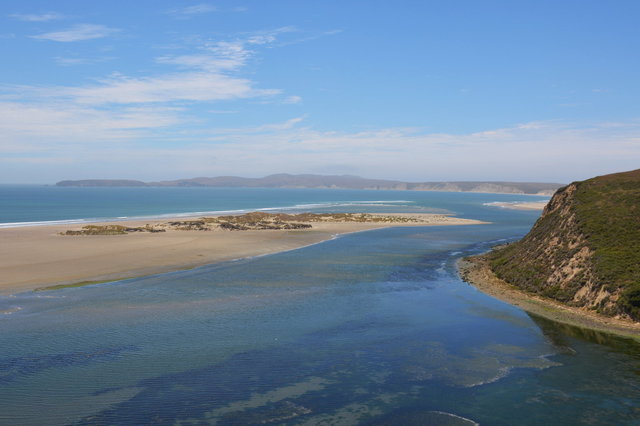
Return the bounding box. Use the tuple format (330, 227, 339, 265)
(489, 169, 640, 320)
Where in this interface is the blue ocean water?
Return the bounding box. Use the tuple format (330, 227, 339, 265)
(0, 185, 539, 227)
(1, 187, 639, 425)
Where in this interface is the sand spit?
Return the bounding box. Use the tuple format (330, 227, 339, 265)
(0, 212, 485, 295)
(484, 201, 548, 210)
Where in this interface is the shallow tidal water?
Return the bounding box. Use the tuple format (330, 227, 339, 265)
(1, 189, 640, 425)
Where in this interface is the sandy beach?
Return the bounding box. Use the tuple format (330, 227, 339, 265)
(458, 254, 640, 339)
(0, 213, 484, 295)
(485, 201, 549, 210)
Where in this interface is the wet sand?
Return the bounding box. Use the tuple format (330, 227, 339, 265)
(458, 254, 640, 339)
(0, 213, 484, 295)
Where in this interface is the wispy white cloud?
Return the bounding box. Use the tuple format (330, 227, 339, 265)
(17, 30, 293, 105)
(186, 120, 640, 182)
(157, 27, 296, 72)
(18, 26, 638, 183)
(156, 52, 244, 72)
(283, 95, 302, 104)
(2, 111, 640, 182)
(0, 28, 297, 168)
(0, 101, 181, 143)
(68, 72, 279, 104)
(255, 116, 306, 131)
(208, 110, 238, 114)
(54, 57, 89, 66)
(10, 12, 64, 22)
(158, 27, 292, 70)
(31, 24, 120, 42)
(166, 3, 216, 18)
(277, 29, 342, 47)
(54, 56, 115, 66)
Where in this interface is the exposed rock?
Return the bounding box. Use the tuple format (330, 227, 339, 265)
(488, 169, 640, 320)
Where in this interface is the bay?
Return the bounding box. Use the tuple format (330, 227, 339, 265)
(1, 187, 638, 425)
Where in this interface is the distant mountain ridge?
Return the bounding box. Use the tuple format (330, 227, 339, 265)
(488, 169, 640, 320)
(55, 179, 148, 187)
(56, 174, 562, 195)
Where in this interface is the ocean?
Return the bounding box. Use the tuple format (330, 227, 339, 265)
(1, 186, 639, 425)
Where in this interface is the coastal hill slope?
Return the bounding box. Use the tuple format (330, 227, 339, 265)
(56, 174, 562, 195)
(488, 169, 640, 320)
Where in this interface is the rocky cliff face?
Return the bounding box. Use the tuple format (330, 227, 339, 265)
(489, 169, 640, 320)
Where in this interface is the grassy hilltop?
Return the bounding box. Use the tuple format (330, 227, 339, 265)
(489, 169, 640, 320)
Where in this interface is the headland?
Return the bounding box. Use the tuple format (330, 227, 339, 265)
(458, 254, 640, 339)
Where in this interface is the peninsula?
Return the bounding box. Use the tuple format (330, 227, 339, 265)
(56, 173, 562, 195)
(460, 169, 640, 336)
(0, 212, 485, 295)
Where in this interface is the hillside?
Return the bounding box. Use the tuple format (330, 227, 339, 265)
(56, 179, 147, 187)
(488, 169, 640, 320)
(55, 174, 562, 195)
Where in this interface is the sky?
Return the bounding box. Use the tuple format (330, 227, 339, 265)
(1, 0, 639, 184)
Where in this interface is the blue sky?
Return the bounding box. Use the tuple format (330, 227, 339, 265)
(1, 0, 639, 183)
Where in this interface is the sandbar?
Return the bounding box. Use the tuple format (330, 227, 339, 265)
(485, 201, 548, 210)
(0, 213, 485, 295)
(458, 254, 640, 339)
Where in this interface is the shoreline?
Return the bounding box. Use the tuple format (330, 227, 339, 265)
(0, 213, 485, 295)
(457, 254, 640, 339)
(483, 201, 549, 210)
(0, 192, 551, 230)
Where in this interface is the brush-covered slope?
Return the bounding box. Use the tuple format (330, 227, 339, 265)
(489, 169, 640, 320)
